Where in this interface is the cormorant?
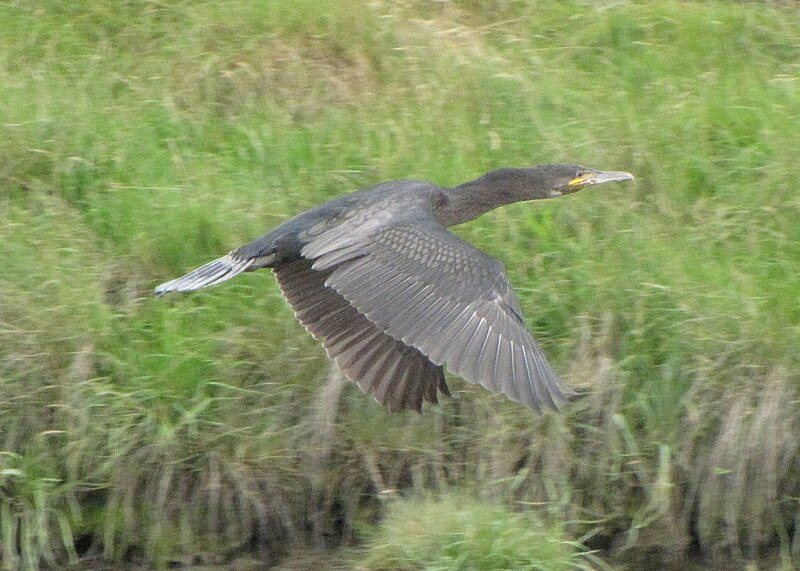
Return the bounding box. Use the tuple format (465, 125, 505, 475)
(156, 164, 633, 412)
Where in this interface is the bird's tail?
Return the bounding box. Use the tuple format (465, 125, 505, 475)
(154, 254, 255, 296)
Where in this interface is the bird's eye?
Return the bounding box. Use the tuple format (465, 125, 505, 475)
(575, 170, 587, 178)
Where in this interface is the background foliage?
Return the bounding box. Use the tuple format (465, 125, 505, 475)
(1, 1, 798, 569)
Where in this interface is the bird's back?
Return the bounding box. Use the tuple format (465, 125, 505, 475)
(238, 179, 441, 265)
(154, 179, 442, 294)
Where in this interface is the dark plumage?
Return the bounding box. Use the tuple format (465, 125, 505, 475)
(156, 164, 633, 412)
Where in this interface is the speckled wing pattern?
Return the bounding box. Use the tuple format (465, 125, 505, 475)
(305, 218, 574, 412)
(274, 258, 450, 412)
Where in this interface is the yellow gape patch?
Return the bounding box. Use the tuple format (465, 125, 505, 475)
(568, 173, 591, 188)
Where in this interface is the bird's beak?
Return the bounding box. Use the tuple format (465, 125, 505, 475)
(568, 170, 635, 190)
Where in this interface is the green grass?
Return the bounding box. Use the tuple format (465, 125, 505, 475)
(1, 0, 799, 569)
(350, 492, 603, 570)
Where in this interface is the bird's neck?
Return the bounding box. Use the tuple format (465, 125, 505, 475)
(434, 168, 549, 227)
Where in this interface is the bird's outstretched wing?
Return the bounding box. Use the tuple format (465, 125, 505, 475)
(274, 258, 450, 412)
(305, 219, 574, 412)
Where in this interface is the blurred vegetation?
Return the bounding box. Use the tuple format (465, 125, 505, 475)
(351, 492, 604, 570)
(1, 0, 799, 569)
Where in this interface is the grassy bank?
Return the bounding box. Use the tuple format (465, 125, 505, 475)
(1, 0, 799, 569)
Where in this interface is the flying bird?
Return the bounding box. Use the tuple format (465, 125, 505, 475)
(156, 164, 633, 412)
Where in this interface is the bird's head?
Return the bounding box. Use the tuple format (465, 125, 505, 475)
(438, 163, 635, 227)
(540, 164, 635, 197)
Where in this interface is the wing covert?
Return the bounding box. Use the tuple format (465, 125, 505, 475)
(322, 221, 574, 411)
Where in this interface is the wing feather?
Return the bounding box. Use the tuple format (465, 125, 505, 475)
(274, 259, 448, 412)
(321, 221, 574, 411)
